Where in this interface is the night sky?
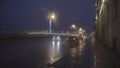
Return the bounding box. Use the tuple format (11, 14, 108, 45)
(0, 0, 95, 32)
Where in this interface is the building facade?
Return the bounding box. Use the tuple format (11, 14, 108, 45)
(95, 0, 120, 52)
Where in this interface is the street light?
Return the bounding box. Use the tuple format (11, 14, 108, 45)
(70, 24, 77, 30)
(70, 24, 77, 33)
(51, 13, 55, 19)
(48, 11, 57, 33)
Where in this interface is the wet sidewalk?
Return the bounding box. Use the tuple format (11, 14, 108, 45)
(47, 40, 95, 68)
(95, 41, 120, 68)
(45, 39, 120, 68)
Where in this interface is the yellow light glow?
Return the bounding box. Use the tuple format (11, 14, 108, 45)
(70, 24, 77, 29)
(72, 25, 75, 27)
(95, 16, 98, 20)
(51, 13, 55, 19)
(47, 11, 58, 22)
(102, 0, 105, 3)
(79, 28, 82, 31)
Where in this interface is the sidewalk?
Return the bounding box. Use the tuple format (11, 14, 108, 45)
(95, 41, 120, 68)
(47, 41, 95, 68)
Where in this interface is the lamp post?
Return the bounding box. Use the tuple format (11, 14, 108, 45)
(48, 11, 56, 33)
(70, 24, 77, 33)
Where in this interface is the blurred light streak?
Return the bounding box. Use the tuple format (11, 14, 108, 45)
(99, 0, 105, 15)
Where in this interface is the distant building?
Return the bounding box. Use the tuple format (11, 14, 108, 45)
(95, 0, 120, 52)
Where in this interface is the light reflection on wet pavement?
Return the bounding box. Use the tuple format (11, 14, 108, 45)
(49, 40, 95, 68)
(0, 36, 95, 68)
(1, 36, 119, 68)
(0, 36, 68, 68)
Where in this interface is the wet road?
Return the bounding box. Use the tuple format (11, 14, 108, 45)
(0, 36, 95, 68)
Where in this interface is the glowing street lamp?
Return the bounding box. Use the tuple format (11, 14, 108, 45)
(51, 13, 55, 19)
(48, 11, 57, 33)
(70, 24, 77, 33)
(70, 24, 77, 30)
(48, 12, 56, 21)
